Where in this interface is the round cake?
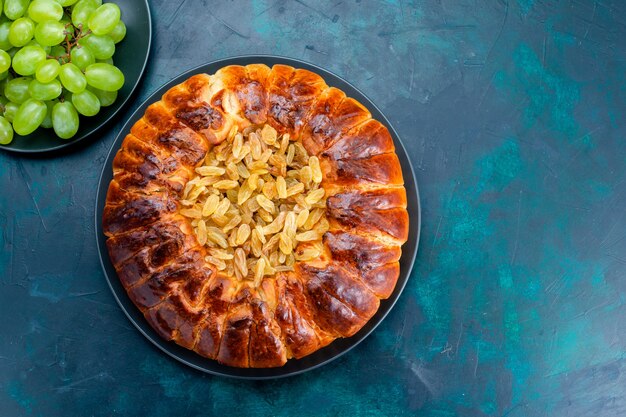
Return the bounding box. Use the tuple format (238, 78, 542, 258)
(102, 64, 409, 368)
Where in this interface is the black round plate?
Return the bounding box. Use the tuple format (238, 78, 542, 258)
(95, 55, 421, 379)
(1, 0, 152, 154)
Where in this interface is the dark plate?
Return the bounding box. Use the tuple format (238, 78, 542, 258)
(1, 0, 152, 154)
(95, 55, 421, 379)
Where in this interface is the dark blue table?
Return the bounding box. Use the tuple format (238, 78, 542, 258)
(1, 1, 625, 416)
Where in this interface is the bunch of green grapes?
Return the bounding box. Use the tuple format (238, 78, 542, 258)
(0, 0, 126, 144)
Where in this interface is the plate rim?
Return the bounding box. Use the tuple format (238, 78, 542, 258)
(0, 0, 153, 154)
(95, 54, 421, 379)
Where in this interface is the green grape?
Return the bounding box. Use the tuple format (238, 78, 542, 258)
(59, 62, 86, 93)
(4, 77, 31, 103)
(87, 3, 120, 35)
(54, 0, 79, 6)
(3, 101, 18, 121)
(4, 0, 29, 20)
(71, 88, 99, 116)
(79, 34, 114, 59)
(8, 17, 35, 47)
(0, 73, 12, 91)
(88, 86, 116, 106)
(0, 22, 12, 50)
(70, 44, 94, 70)
(34, 20, 66, 46)
(96, 57, 112, 65)
(108, 20, 125, 44)
(29, 78, 62, 100)
(0, 115, 13, 144)
(40, 100, 55, 128)
(26, 39, 52, 54)
(35, 59, 60, 83)
(0, 71, 7, 81)
(12, 45, 46, 76)
(6, 47, 18, 58)
(28, 0, 64, 23)
(84, 63, 123, 91)
(0, 96, 7, 107)
(50, 44, 66, 60)
(70, 0, 99, 28)
(52, 101, 78, 139)
(0, 50, 10, 73)
(13, 98, 47, 135)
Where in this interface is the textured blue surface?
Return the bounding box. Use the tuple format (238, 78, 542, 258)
(1, 0, 626, 416)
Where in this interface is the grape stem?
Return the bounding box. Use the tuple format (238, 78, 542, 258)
(57, 22, 92, 65)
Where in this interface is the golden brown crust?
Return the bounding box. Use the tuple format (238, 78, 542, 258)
(103, 64, 409, 368)
(103, 189, 178, 236)
(328, 207, 409, 242)
(194, 276, 236, 359)
(217, 297, 255, 367)
(299, 263, 378, 337)
(300, 88, 371, 156)
(267, 65, 327, 135)
(162, 74, 229, 144)
(321, 119, 395, 161)
(321, 153, 404, 188)
(327, 188, 407, 211)
(274, 274, 328, 358)
(324, 231, 401, 298)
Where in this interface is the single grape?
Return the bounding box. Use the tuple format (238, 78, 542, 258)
(108, 20, 125, 44)
(40, 100, 55, 128)
(88, 86, 116, 106)
(4, 77, 31, 103)
(35, 59, 60, 83)
(84, 63, 123, 91)
(70, 44, 95, 70)
(26, 39, 52, 54)
(12, 45, 46, 76)
(28, 0, 64, 23)
(52, 101, 79, 139)
(34, 20, 66, 46)
(0, 22, 13, 50)
(8, 17, 35, 47)
(70, 0, 99, 28)
(13, 98, 47, 135)
(71, 88, 99, 116)
(49, 44, 66, 60)
(29, 78, 62, 100)
(0, 50, 10, 73)
(59, 63, 86, 93)
(87, 3, 120, 35)
(78, 34, 114, 59)
(4, 0, 29, 20)
(54, 0, 79, 6)
(3, 101, 18, 121)
(0, 115, 13, 144)
(0, 73, 10, 90)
